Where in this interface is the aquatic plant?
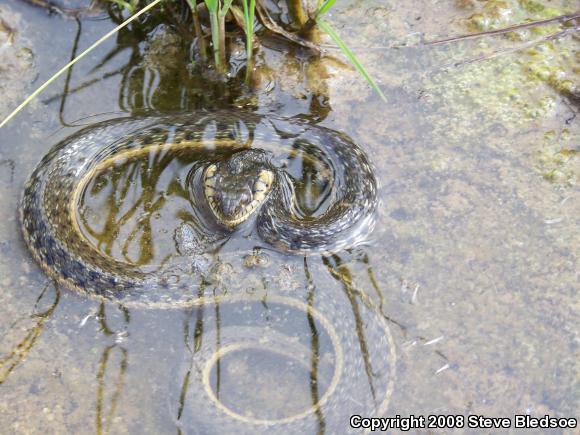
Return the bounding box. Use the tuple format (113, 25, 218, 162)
(0, 0, 386, 127)
(2, 1, 578, 128)
(172, 0, 384, 99)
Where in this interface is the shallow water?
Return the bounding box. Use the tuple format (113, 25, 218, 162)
(0, 0, 578, 434)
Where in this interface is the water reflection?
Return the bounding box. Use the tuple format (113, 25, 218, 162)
(0, 282, 60, 385)
(42, 2, 336, 120)
(304, 258, 326, 435)
(96, 345, 128, 435)
(322, 254, 378, 401)
(165, 231, 397, 433)
(94, 302, 130, 435)
(170, 270, 396, 434)
(0, 249, 398, 433)
(76, 116, 336, 270)
(12, 2, 393, 431)
(77, 138, 213, 267)
(15, 105, 393, 431)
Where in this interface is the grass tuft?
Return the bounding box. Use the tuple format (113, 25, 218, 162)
(0, 0, 388, 130)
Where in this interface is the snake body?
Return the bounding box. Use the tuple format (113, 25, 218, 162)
(20, 111, 377, 306)
(19, 111, 394, 432)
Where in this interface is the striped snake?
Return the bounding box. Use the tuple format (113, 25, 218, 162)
(19, 111, 393, 433)
(20, 111, 377, 306)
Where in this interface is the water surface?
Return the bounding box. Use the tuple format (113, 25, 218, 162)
(0, 0, 578, 433)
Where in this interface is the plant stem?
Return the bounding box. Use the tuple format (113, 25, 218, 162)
(187, 0, 207, 61)
(242, 0, 255, 83)
(287, 0, 308, 28)
(209, 8, 222, 69)
(255, 0, 321, 52)
(218, 8, 226, 69)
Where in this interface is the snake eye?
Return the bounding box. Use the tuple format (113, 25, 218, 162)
(255, 170, 274, 191)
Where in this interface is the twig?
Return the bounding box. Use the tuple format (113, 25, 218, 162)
(317, 12, 580, 53)
(427, 11, 580, 46)
(441, 25, 579, 70)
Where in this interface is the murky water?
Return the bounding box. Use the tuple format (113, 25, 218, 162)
(0, 0, 578, 434)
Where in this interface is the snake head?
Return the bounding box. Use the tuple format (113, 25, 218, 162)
(203, 150, 275, 229)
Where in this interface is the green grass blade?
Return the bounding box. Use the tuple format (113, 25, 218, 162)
(219, 0, 235, 17)
(0, 0, 165, 130)
(241, 0, 255, 43)
(315, 0, 336, 18)
(241, 0, 256, 82)
(317, 19, 387, 102)
(204, 0, 217, 13)
(242, 0, 255, 31)
(208, 7, 221, 66)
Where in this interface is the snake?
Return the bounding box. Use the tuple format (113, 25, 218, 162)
(19, 111, 394, 433)
(20, 111, 377, 306)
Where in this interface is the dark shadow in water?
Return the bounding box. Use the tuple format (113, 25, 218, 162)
(212, 290, 222, 399)
(96, 344, 128, 435)
(303, 257, 326, 435)
(351, 251, 450, 365)
(97, 301, 130, 336)
(0, 281, 60, 385)
(176, 279, 208, 424)
(58, 17, 82, 127)
(324, 250, 452, 381)
(94, 302, 130, 435)
(321, 253, 378, 402)
(358, 250, 408, 334)
(0, 159, 16, 183)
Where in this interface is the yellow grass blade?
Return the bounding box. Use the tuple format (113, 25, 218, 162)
(0, 0, 164, 130)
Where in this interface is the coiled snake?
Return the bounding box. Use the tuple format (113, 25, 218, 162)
(20, 111, 377, 307)
(19, 111, 394, 433)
